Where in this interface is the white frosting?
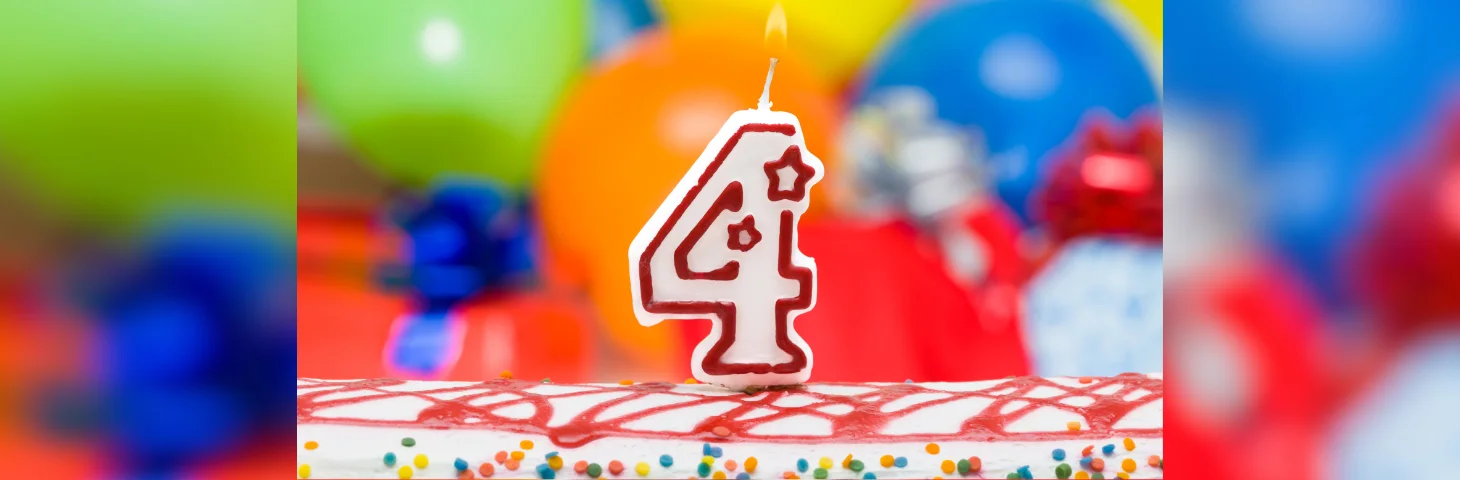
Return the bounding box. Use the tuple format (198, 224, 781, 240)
(596, 393, 696, 421)
(298, 425, 1165, 479)
(298, 377, 1164, 478)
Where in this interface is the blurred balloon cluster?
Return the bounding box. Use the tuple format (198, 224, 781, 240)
(1163, 0, 1460, 478)
(294, 0, 1162, 384)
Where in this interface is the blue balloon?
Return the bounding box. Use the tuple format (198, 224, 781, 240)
(1167, 0, 1460, 308)
(590, 0, 656, 59)
(859, 0, 1158, 223)
(394, 178, 536, 312)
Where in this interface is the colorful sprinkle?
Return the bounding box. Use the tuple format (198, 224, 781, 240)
(818, 457, 832, 469)
(925, 443, 940, 454)
(398, 466, 414, 479)
(546, 452, 559, 459)
(574, 460, 588, 473)
(1017, 465, 1033, 479)
(905, 379, 913, 383)
(956, 459, 970, 475)
(512, 451, 526, 461)
(1090, 458, 1105, 471)
(1067, 422, 1082, 431)
(940, 460, 954, 474)
(712, 447, 724, 458)
(519, 440, 533, 450)
(745, 457, 758, 473)
(588, 463, 603, 478)
(609, 461, 624, 475)
(1075, 472, 1090, 480)
(635, 462, 651, 477)
(726, 460, 738, 471)
(495, 451, 508, 464)
(619, 380, 634, 385)
(783, 473, 798, 479)
(1053, 448, 1066, 461)
(1006, 473, 1019, 480)
(1121, 458, 1136, 473)
(1092, 473, 1105, 479)
(459, 469, 476, 480)
(1148, 456, 1161, 467)
(1123, 438, 1135, 452)
(660, 455, 674, 467)
(541, 378, 551, 383)
(968, 457, 982, 472)
(713, 426, 732, 437)
(797, 458, 809, 473)
(738, 474, 751, 480)
(1102, 444, 1115, 455)
(880, 455, 894, 468)
(499, 370, 513, 379)
(414, 454, 429, 468)
(862, 474, 876, 480)
(1116, 473, 1129, 480)
(480, 463, 495, 478)
(456, 458, 469, 471)
(402, 437, 416, 447)
(893, 457, 908, 468)
(704, 443, 714, 456)
(298, 464, 311, 479)
(505, 459, 521, 471)
(304, 441, 318, 451)
(385, 452, 398, 467)
(1080, 457, 1093, 469)
(1056, 463, 1072, 479)
(1082, 445, 1094, 457)
(698, 462, 712, 477)
(537, 463, 556, 479)
(849, 459, 865, 472)
(713, 472, 728, 480)
(813, 468, 828, 479)
(1078, 377, 1093, 384)
(685, 378, 699, 384)
(842, 454, 853, 469)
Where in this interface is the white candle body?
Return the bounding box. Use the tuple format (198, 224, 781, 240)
(629, 109, 823, 388)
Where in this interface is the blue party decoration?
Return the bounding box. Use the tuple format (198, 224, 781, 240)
(859, 0, 1158, 223)
(1023, 238, 1162, 377)
(384, 178, 537, 377)
(65, 217, 294, 478)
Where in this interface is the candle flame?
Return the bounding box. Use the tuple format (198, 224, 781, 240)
(764, 3, 787, 58)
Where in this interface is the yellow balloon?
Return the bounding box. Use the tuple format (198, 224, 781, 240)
(657, 0, 913, 86)
(1110, 0, 1161, 42)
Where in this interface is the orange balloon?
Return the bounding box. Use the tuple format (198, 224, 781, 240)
(539, 30, 843, 371)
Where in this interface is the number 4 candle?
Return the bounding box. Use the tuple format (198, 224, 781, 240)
(629, 6, 824, 388)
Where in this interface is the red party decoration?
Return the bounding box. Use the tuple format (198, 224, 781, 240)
(676, 219, 1032, 382)
(1032, 112, 1162, 243)
(1354, 105, 1460, 331)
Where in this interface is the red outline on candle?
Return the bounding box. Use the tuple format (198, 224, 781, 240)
(726, 215, 761, 252)
(764, 145, 814, 202)
(674, 182, 743, 280)
(638, 123, 813, 376)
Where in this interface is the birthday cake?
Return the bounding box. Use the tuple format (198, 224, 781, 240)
(297, 374, 1163, 479)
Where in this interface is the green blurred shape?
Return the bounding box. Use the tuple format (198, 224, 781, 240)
(0, 1, 296, 231)
(298, 0, 586, 190)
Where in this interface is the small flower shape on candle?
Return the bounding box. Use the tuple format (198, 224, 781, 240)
(727, 216, 761, 252)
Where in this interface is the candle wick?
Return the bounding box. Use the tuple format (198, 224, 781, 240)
(757, 57, 778, 111)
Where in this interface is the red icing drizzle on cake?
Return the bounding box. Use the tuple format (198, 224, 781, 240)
(298, 374, 1161, 449)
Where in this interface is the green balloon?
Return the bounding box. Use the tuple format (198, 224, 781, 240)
(299, 0, 586, 189)
(0, 2, 296, 231)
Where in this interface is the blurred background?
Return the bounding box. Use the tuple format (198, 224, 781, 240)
(5, 0, 1458, 479)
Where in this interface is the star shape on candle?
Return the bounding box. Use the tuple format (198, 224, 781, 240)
(726, 216, 761, 252)
(764, 146, 816, 202)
